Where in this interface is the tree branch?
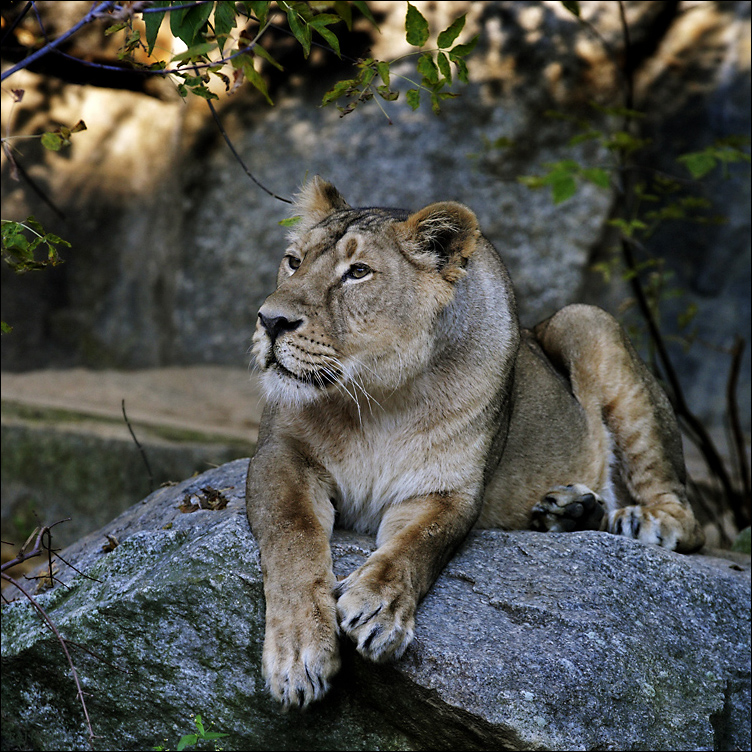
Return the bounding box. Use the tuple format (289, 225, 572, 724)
(1, 1, 117, 83)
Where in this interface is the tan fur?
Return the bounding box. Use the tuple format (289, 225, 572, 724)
(246, 177, 704, 709)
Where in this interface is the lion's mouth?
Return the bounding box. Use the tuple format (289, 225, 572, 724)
(267, 354, 340, 389)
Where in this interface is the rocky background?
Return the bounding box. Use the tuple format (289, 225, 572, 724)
(1, 1, 750, 431)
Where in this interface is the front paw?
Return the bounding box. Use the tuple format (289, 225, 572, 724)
(608, 500, 704, 553)
(262, 593, 340, 709)
(334, 563, 416, 663)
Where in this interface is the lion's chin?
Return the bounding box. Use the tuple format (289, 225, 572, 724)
(259, 367, 332, 408)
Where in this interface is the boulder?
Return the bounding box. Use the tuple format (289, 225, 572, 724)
(2, 459, 749, 751)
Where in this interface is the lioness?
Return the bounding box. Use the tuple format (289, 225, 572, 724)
(246, 177, 704, 709)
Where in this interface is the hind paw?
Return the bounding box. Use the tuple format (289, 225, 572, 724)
(531, 484, 606, 533)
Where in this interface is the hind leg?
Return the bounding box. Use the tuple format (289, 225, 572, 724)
(534, 305, 704, 553)
(531, 484, 606, 533)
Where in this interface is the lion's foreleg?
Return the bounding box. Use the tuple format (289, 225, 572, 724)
(246, 447, 339, 709)
(335, 491, 479, 662)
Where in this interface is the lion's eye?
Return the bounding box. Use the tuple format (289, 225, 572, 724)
(346, 263, 371, 280)
(285, 255, 301, 272)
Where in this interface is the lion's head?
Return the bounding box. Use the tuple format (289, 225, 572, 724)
(252, 177, 485, 407)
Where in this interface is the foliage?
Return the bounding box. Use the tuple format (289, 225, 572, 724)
(509, 2, 751, 532)
(152, 714, 230, 751)
(1, 1, 477, 333)
(100, 1, 478, 116)
(1, 217, 70, 275)
(321, 3, 477, 117)
(1, 110, 85, 332)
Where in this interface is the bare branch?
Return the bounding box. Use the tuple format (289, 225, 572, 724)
(1, 2, 117, 83)
(122, 399, 154, 492)
(2, 522, 96, 746)
(726, 337, 751, 527)
(204, 98, 293, 204)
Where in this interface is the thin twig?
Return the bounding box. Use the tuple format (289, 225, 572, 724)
(10, 156, 68, 218)
(613, 1, 739, 516)
(2, 571, 95, 746)
(1, 1, 117, 82)
(204, 98, 293, 204)
(121, 399, 154, 492)
(726, 337, 751, 527)
(1, 523, 95, 746)
(0, 1, 33, 46)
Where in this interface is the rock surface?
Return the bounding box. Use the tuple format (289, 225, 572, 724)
(2, 459, 749, 751)
(1, 367, 261, 547)
(1, 1, 749, 429)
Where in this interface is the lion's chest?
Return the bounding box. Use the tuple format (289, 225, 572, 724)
(304, 413, 478, 535)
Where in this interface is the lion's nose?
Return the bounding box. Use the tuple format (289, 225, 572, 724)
(258, 311, 303, 342)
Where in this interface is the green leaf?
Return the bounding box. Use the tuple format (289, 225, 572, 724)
(213, 2, 237, 51)
(24, 217, 45, 235)
(448, 35, 478, 58)
(333, 1, 352, 30)
(311, 22, 341, 57)
(286, 7, 312, 57)
(248, 1, 271, 27)
(437, 14, 465, 48)
(194, 716, 205, 736)
(377, 84, 398, 101)
(406, 88, 420, 110)
(568, 130, 601, 147)
(492, 136, 514, 149)
(351, 1, 379, 30)
(731, 526, 751, 554)
(677, 151, 717, 179)
(358, 65, 376, 88)
(143, 0, 170, 55)
(105, 22, 128, 36)
(279, 215, 302, 227)
(253, 44, 284, 71)
(405, 3, 429, 47)
(550, 173, 577, 203)
(376, 60, 390, 86)
(453, 56, 469, 83)
(436, 51, 451, 81)
(417, 53, 438, 84)
(1, 320, 12, 334)
(606, 131, 650, 154)
(321, 78, 355, 106)
(187, 84, 219, 100)
(561, 1, 580, 17)
(677, 301, 698, 330)
(41, 132, 63, 151)
(308, 13, 342, 27)
(607, 218, 648, 238)
(171, 42, 217, 62)
(172, 1, 214, 46)
(243, 62, 273, 105)
(581, 167, 611, 188)
(176, 734, 198, 752)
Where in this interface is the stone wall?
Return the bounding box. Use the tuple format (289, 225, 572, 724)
(1, 1, 749, 429)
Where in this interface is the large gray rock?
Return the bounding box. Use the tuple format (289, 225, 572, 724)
(2, 459, 749, 751)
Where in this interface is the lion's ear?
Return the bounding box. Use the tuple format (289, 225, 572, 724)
(396, 202, 481, 282)
(290, 176, 350, 236)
